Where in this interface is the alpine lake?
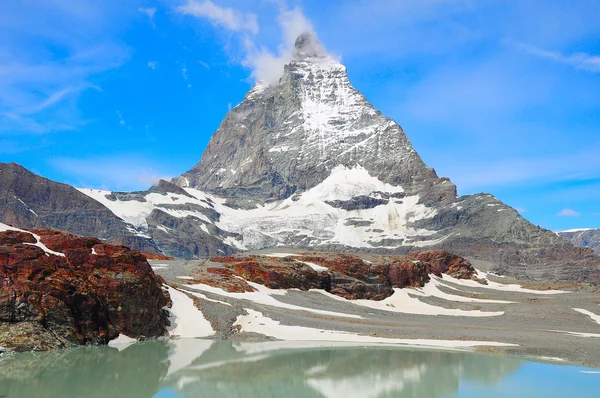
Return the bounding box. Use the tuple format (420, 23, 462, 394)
(0, 339, 597, 398)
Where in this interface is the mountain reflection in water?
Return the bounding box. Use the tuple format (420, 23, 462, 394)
(0, 340, 596, 398)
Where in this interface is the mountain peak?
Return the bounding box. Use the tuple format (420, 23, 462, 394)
(293, 32, 328, 60)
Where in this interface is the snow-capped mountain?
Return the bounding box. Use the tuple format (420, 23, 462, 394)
(173, 33, 454, 207)
(6, 33, 597, 283)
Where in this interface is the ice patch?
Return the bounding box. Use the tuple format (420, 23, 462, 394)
(413, 277, 514, 304)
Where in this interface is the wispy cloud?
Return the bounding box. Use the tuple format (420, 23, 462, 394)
(557, 208, 581, 217)
(0, 1, 130, 134)
(49, 155, 174, 191)
(177, 0, 259, 34)
(148, 61, 158, 70)
(177, 1, 316, 85)
(138, 7, 157, 22)
(242, 6, 316, 84)
(116, 110, 125, 126)
(507, 40, 600, 73)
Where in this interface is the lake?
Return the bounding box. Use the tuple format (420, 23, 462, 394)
(0, 340, 597, 398)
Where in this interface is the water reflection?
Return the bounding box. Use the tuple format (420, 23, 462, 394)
(0, 340, 595, 398)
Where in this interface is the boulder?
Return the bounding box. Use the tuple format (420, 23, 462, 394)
(0, 228, 169, 352)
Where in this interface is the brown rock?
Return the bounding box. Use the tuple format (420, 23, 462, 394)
(0, 228, 169, 352)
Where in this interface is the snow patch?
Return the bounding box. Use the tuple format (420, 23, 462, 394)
(313, 288, 503, 318)
(165, 286, 214, 338)
(0, 223, 65, 257)
(297, 260, 328, 272)
(108, 334, 137, 351)
(437, 271, 569, 295)
(234, 309, 516, 348)
(184, 282, 362, 319)
(573, 308, 600, 326)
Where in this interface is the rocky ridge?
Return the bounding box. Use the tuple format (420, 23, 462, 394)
(0, 162, 160, 254)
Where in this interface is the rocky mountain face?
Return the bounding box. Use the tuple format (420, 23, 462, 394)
(0, 162, 160, 253)
(559, 229, 600, 255)
(0, 224, 169, 352)
(174, 33, 454, 207)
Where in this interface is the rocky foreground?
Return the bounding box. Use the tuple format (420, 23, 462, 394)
(0, 226, 169, 352)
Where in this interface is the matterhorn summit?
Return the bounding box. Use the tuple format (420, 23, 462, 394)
(175, 32, 453, 207)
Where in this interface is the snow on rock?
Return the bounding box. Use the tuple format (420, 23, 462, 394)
(301, 165, 403, 202)
(297, 260, 329, 272)
(78, 188, 213, 231)
(184, 282, 363, 319)
(165, 286, 214, 338)
(439, 272, 569, 295)
(313, 288, 504, 318)
(203, 165, 440, 251)
(573, 308, 600, 326)
(108, 334, 137, 351)
(234, 309, 516, 348)
(412, 277, 514, 304)
(0, 223, 65, 257)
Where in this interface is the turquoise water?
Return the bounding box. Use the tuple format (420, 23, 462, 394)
(0, 340, 597, 398)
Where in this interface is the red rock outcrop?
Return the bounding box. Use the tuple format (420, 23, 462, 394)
(204, 250, 474, 301)
(410, 250, 476, 279)
(0, 228, 169, 352)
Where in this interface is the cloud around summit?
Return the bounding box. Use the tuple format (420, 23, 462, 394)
(177, 0, 317, 85)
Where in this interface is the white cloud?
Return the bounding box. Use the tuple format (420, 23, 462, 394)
(177, 2, 318, 85)
(508, 40, 600, 73)
(148, 61, 158, 70)
(177, 0, 259, 34)
(116, 110, 125, 126)
(557, 208, 581, 217)
(243, 6, 316, 85)
(198, 60, 210, 69)
(0, 1, 130, 134)
(182, 66, 188, 80)
(138, 7, 157, 22)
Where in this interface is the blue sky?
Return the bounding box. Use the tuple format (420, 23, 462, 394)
(1, 0, 599, 232)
